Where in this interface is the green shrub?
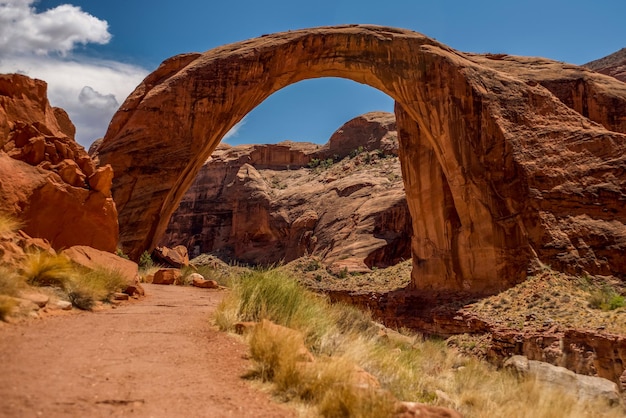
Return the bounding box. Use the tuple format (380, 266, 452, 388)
(138, 251, 154, 270)
(588, 285, 625, 311)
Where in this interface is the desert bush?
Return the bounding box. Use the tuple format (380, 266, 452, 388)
(588, 285, 625, 311)
(138, 251, 154, 270)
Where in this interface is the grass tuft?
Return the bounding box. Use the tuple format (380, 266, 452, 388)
(66, 267, 128, 310)
(0, 266, 27, 297)
(20, 251, 74, 288)
(0, 212, 22, 235)
(0, 295, 18, 321)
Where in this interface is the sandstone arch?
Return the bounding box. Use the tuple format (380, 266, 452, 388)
(97, 25, 626, 294)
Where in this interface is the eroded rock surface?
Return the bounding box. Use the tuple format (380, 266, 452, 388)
(585, 47, 626, 83)
(96, 25, 626, 294)
(161, 112, 411, 268)
(0, 74, 118, 252)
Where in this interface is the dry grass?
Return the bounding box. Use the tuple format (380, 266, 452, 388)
(0, 212, 22, 236)
(465, 267, 626, 334)
(215, 268, 626, 418)
(0, 266, 27, 297)
(20, 251, 75, 288)
(66, 267, 127, 310)
(246, 319, 396, 418)
(0, 294, 18, 321)
(279, 256, 412, 293)
(11, 251, 127, 311)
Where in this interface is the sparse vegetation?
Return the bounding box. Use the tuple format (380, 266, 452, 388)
(215, 268, 625, 417)
(0, 251, 129, 314)
(588, 285, 626, 311)
(115, 247, 130, 260)
(138, 250, 154, 270)
(21, 251, 75, 288)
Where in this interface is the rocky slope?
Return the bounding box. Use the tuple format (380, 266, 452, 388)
(585, 47, 626, 83)
(0, 74, 118, 252)
(161, 112, 412, 270)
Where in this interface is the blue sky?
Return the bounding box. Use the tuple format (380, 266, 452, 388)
(1, 0, 625, 147)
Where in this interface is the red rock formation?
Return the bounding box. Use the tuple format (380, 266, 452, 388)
(0, 74, 118, 252)
(96, 25, 626, 294)
(160, 116, 411, 268)
(585, 47, 626, 83)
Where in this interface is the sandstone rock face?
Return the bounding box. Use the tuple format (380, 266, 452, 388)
(97, 25, 626, 294)
(161, 112, 411, 268)
(585, 47, 626, 83)
(0, 74, 118, 252)
(61, 245, 139, 287)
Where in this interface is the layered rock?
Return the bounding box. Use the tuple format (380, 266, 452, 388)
(97, 25, 626, 294)
(161, 115, 411, 268)
(0, 74, 118, 252)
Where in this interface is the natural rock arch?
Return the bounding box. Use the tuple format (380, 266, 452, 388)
(97, 25, 626, 294)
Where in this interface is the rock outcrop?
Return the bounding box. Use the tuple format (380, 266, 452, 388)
(585, 47, 626, 83)
(161, 112, 411, 268)
(0, 74, 118, 252)
(96, 25, 626, 294)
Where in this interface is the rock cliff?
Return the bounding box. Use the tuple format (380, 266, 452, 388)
(0, 74, 118, 252)
(96, 25, 626, 294)
(161, 112, 412, 268)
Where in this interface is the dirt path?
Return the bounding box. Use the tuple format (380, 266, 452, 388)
(0, 284, 295, 418)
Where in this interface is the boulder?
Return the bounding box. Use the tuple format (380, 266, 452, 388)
(153, 245, 189, 268)
(394, 401, 463, 418)
(504, 355, 622, 406)
(189, 273, 218, 289)
(152, 268, 181, 285)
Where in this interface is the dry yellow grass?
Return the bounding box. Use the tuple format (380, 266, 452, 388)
(215, 268, 626, 418)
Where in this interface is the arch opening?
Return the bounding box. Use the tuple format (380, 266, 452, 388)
(159, 78, 409, 270)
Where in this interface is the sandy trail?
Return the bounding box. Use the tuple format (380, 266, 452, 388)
(0, 284, 295, 417)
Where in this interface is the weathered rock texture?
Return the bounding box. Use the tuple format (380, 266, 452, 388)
(0, 74, 118, 252)
(585, 47, 626, 83)
(96, 25, 626, 294)
(161, 112, 411, 268)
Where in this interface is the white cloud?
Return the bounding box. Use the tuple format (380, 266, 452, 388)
(223, 117, 247, 142)
(0, 0, 110, 55)
(79, 86, 118, 110)
(0, 1, 149, 147)
(0, 54, 148, 147)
